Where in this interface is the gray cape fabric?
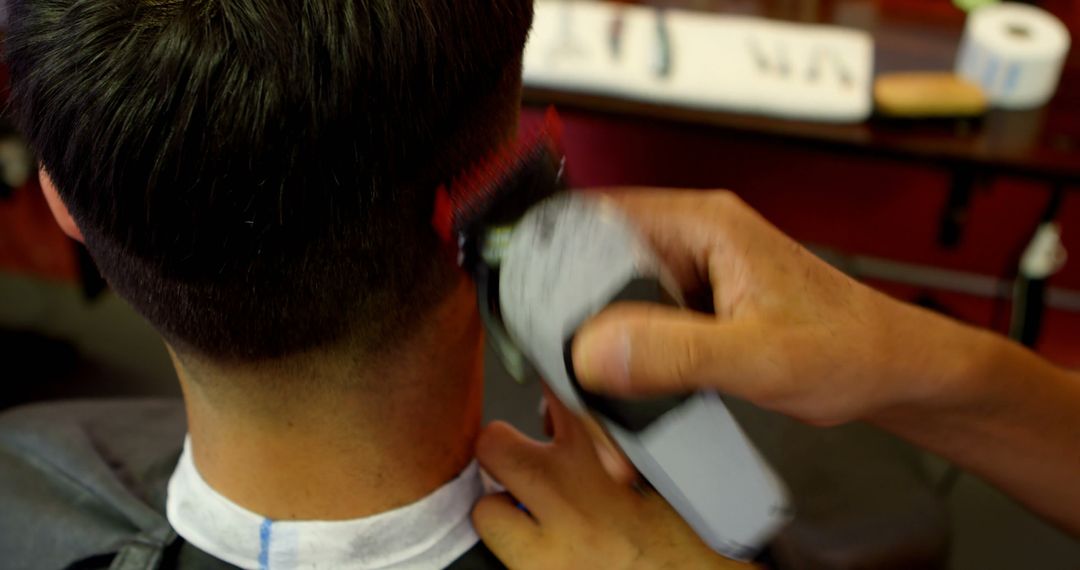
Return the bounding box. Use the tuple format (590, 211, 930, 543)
(0, 399, 186, 570)
(0, 399, 503, 570)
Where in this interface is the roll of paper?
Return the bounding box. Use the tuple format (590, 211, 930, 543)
(956, 3, 1071, 109)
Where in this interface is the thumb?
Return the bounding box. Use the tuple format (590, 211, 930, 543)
(572, 303, 779, 399)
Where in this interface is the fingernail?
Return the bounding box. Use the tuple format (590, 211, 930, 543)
(574, 325, 630, 390)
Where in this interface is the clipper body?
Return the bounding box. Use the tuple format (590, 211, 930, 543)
(497, 193, 790, 560)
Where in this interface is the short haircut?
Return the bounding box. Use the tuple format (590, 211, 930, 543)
(6, 0, 534, 361)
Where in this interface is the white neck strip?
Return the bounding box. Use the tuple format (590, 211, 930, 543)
(167, 437, 483, 570)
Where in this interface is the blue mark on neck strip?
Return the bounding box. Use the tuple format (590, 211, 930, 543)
(259, 518, 273, 570)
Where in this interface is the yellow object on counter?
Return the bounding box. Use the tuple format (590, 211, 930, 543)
(874, 72, 988, 118)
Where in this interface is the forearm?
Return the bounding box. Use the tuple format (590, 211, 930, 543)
(871, 302, 1080, 535)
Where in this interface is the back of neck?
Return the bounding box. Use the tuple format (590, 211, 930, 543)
(173, 281, 485, 520)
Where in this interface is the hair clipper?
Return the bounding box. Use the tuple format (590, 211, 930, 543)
(494, 193, 790, 559)
(436, 110, 790, 560)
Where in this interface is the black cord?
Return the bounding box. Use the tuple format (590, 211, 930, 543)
(989, 186, 1065, 335)
(1009, 186, 1065, 346)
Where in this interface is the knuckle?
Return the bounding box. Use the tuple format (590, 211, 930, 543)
(711, 188, 736, 203)
(475, 422, 513, 459)
(710, 189, 744, 211)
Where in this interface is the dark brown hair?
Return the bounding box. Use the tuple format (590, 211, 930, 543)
(6, 0, 533, 360)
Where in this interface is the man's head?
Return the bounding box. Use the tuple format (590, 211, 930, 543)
(7, 0, 533, 363)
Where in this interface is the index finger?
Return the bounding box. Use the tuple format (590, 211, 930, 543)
(596, 188, 755, 314)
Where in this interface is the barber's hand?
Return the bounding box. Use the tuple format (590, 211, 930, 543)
(472, 392, 753, 570)
(573, 189, 976, 427)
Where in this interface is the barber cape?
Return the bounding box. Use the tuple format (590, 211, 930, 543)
(0, 399, 504, 570)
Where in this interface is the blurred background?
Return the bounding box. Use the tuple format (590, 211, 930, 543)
(2, 0, 1078, 568)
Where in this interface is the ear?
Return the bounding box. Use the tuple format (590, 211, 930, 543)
(39, 168, 84, 243)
